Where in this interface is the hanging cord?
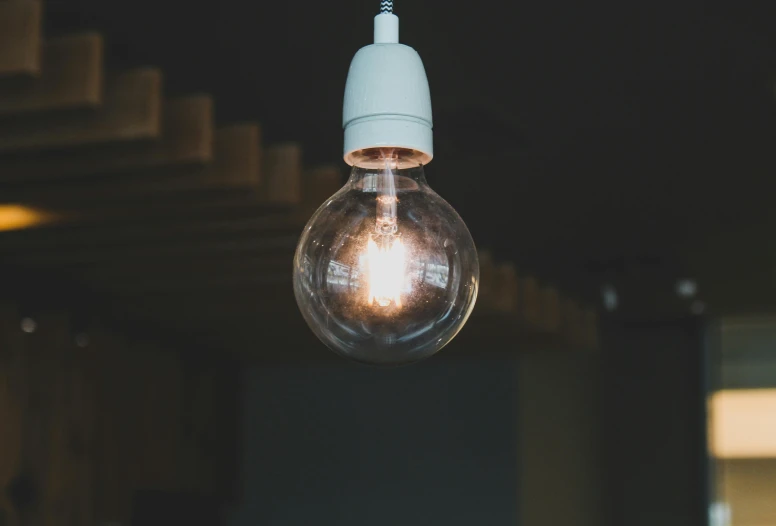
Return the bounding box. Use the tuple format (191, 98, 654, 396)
(380, 0, 393, 14)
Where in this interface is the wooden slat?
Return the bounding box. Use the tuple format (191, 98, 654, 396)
(492, 262, 519, 313)
(263, 142, 301, 204)
(0, 95, 208, 184)
(0, 33, 102, 116)
(0, 125, 260, 210)
(0, 1, 42, 77)
(212, 124, 261, 188)
(57, 122, 259, 198)
(81, 122, 259, 194)
(99, 95, 213, 171)
(302, 165, 342, 215)
(0, 68, 162, 152)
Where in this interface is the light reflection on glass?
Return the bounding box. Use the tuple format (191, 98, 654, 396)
(325, 255, 450, 302)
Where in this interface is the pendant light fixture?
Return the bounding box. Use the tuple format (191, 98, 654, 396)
(293, 1, 479, 366)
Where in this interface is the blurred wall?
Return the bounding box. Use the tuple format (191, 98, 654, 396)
(227, 350, 607, 526)
(602, 320, 707, 526)
(0, 304, 238, 526)
(516, 352, 603, 526)
(227, 358, 521, 526)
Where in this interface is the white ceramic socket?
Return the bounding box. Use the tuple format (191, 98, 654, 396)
(342, 13, 433, 165)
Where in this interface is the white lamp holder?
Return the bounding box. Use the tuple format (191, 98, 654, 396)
(342, 13, 433, 165)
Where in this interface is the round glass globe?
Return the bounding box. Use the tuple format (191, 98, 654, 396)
(293, 149, 479, 365)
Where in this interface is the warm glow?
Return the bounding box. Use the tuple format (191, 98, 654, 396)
(0, 205, 54, 231)
(710, 389, 776, 458)
(367, 235, 406, 307)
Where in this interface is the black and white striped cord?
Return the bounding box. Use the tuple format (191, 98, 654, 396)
(374, 0, 398, 43)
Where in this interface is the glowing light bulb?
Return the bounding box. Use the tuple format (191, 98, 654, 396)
(293, 149, 479, 365)
(293, 4, 478, 365)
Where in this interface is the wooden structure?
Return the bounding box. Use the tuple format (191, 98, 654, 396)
(0, 1, 599, 359)
(0, 2, 600, 524)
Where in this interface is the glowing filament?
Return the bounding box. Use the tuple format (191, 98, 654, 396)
(367, 235, 406, 307)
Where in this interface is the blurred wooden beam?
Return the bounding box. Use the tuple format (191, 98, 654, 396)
(263, 143, 301, 205)
(0, 124, 262, 210)
(0, 1, 42, 77)
(212, 124, 262, 188)
(453, 250, 597, 353)
(301, 165, 342, 216)
(0, 33, 103, 116)
(0, 95, 210, 186)
(63, 95, 213, 175)
(476, 256, 520, 315)
(493, 263, 519, 313)
(0, 68, 161, 152)
(60, 122, 261, 198)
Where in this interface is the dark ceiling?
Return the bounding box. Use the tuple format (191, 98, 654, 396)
(47, 0, 776, 308)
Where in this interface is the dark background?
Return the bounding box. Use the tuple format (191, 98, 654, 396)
(45, 0, 776, 306)
(5, 1, 767, 524)
(228, 360, 521, 526)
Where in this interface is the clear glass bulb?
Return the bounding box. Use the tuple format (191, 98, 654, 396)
(293, 148, 479, 365)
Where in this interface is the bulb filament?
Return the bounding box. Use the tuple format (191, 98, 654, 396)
(367, 234, 405, 307)
(366, 150, 406, 308)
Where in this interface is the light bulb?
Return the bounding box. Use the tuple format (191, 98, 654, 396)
(293, 5, 478, 364)
(293, 148, 479, 365)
